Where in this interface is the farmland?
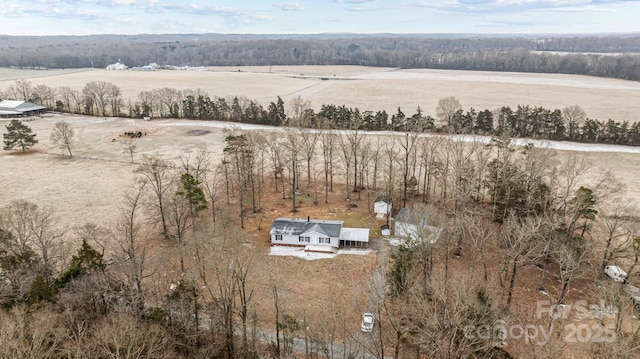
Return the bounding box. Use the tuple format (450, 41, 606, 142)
(2, 65, 640, 123)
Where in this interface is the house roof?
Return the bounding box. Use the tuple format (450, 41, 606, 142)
(340, 228, 370, 242)
(374, 194, 392, 203)
(0, 100, 45, 114)
(270, 218, 343, 238)
(302, 223, 330, 237)
(395, 208, 428, 227)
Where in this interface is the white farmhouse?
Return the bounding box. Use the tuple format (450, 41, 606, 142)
(270, 217, 369, 253)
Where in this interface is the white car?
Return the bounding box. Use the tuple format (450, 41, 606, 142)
(361, 313, 375, 333)
(605, 265, 627, 283)
(626, 285, 640, 311)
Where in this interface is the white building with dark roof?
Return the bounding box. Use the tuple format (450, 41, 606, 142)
(270, 217, 369, 252)
(0, 100, 45, 117)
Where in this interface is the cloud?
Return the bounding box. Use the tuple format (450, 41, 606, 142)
(333, 0, 386, 12)
(27, 6, 108, 20)
(406, 0, 628, 14)
(274, 2, 304, 11)
(2, 0, 273, 29)
(333, 0, 376, 3)
(145, 3, 245, 16)
(2, 3, 28, 18)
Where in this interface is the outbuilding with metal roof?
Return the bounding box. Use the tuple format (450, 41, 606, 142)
(0, 100, 45, 117)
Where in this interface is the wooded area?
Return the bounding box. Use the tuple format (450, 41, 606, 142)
(1, 34, 640, 80)
(1, 110, 640, 357)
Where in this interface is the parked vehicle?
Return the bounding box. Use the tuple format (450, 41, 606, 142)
(361, 313, 375, 333)
(604, 265, 627, 283)
(626, 285, 640, 311)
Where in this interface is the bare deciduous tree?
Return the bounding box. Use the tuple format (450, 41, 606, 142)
(0, 306, 64, 358)
(7, 79, 34, 101)
(319, 125, 337, 203)
(50, 120, 74, 158)
(115, 183, 151, 317)
(436, 96, 462, 130)
(32, 84, 56, 108)
(224, 131, 255, 227)
(298, 127, 320, 187)
(283, 128, 303, 211)
(82, 81, 121, 116)
(562, 105, 586, 140)
(600, 200, 638, 271)
(547, 237, 593, 330)
(498, 215, 544, 309)
(123, 138, 137, 163)
(337, 132, 355, 201)
(73, 222, 112, 259)
(57, 86, 80, 113)
(166, 185, 192, 274)
(1, 200, 66, 286)
(93, 312, 173, 358)
(288, 95, 312, 127)
(382, 140, 400, 203)
(135, 153, 175, 237)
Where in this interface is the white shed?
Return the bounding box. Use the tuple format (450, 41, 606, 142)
(374, 194, 392, 219)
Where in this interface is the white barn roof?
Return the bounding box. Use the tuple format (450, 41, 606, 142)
(0, 100, 45, 115)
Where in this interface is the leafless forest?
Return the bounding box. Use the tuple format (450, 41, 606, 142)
(2, 33, 640, 80)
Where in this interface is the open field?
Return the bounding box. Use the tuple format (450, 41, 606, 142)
(1, 65, 640, 122)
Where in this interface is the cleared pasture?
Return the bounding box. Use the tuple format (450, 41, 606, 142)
(1, 65, 640, 122)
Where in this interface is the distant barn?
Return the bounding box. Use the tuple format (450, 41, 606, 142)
(105, 61, 128, 70)
(0, 100, 45, 117)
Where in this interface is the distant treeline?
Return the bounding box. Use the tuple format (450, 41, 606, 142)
(1, 34, 640, 80)
(4, 78, 639, 146)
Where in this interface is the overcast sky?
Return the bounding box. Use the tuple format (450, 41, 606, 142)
(2, 0, 639, 36)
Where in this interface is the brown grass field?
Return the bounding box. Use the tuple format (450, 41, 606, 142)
(2, 65, 640, 122)
(1, 66, 640, 355)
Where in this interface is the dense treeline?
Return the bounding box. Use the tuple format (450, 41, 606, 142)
(1, 34, 640, 80)
(4, 78, 640, 146)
